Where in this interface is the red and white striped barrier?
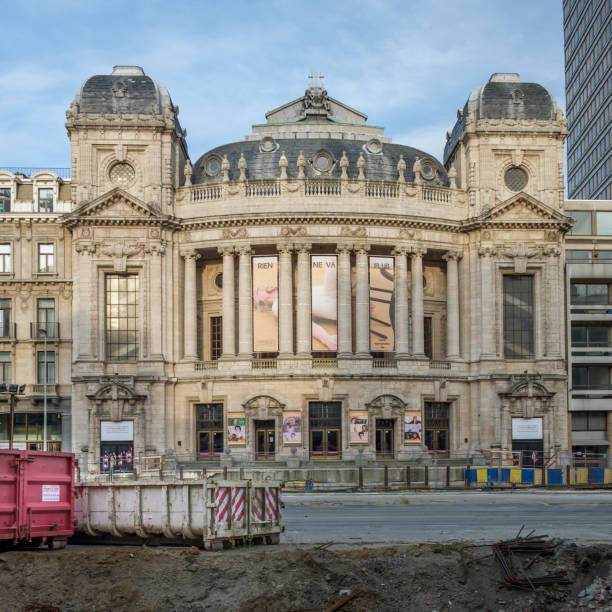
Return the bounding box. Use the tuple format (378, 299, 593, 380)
(231, 487, 245, 524)
(265, 487, 281, 521)
(252, 487, 264, 521)
(214, 487, 229, 526)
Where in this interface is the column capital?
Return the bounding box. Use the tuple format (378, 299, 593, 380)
(277, 243, 294, 255)
(236, 244, 253, 256)
(442, 250, 463, 262)
(478, 246, 497, 258)
(181, 248, 201, 261)
(410, 246, 427, 258)
(336, 244, 352, 255)
(542, 245, 561, 258)
(392, 246, 411, 256)
(354, 244, 370, 256)
(295, 242, 312, 254)
(217, 246, 235, 256)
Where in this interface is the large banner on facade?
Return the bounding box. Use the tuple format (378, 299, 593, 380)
(311, 255, 338, 351)
(252, 256, 278, 352)
(227, 413, 246, 445)
(349, 411, 369, 444)
(282, 411, 302, 444)
(369, 257, 395, 351)
(404, 411, 422, 444)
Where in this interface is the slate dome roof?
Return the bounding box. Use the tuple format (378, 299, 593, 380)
(193, 139, 449, 186)
(74, 66, 173, 115)
(444, 73, 561, 163)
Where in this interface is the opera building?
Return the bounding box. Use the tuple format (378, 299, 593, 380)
(0, 67, 573, 471)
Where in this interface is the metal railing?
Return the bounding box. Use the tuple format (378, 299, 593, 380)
(31, 322, 60, 339)
(0, 323, 16, 339)
(311, 358, 338, 369)
(0, 167, 71, 179)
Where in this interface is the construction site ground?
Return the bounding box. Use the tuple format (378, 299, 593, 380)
(2, 540, 612, 612)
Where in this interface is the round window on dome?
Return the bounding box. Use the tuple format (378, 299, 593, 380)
(365, 138, 383, 155)
(203, 155, 222, 178)
(420, 159, 437, 181)
(312, 150, 334, 174)
(259, 137, 277, 153)
(505, 167, 528, 192)
(109, 162, 135, 187)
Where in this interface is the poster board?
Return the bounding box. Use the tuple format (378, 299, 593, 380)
(404, 411, 422, 444)
(227, 413, 246, 445)
(369, 257, 395, 351)
(311, 255, 338, 351)
(349, 411, 369, 443)
(252, 256, 279, 352)
(282, 411, 302, 444)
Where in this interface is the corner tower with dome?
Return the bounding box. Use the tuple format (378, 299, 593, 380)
(0, 67, 572, 472)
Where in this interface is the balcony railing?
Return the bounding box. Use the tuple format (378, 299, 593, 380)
(0, 324, 16, 339)
(252, 358, 277, 370)
(429, 360, 451, 369)
(30, 384, 58, 395)
(246, 182, 281, 197)
(194, 361, 219, 371)
(305, 180, 341, 196)
(0, 167, 71, 179)
(372, 358, 397, 368)
(312, 358, 338, 369)
(191, 185, 222, 202)
(31, 322, 60, 339)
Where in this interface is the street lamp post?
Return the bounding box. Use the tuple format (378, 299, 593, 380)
(39, 327, 48, 451)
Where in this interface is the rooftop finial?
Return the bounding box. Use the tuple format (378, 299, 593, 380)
(308, 72, 324, 89)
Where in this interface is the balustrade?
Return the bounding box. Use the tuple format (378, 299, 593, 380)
(246, 181, 281, 197)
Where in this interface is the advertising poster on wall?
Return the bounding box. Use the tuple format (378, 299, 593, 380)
(252, 256, 279, 352)
(227, 413, 246, 445)
(311, 255, 338, 351)
(404, 411, 422, 444)
(349, 411, 369, 443)
(282, 411, 302, 444)
(369, 257, 395, 351)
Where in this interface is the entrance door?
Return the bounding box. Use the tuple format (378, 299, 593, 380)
(376, 419, 394, 458)
(199, 431, 224, 457)
(309, 402, 342, 459)
(196, 403, 224, 457)
(512, 439, 544, 467)
(424, 402, 449, 452)
(255, 419, 275, 460)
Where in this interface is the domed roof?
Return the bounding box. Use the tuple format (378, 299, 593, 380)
(74, 66, 173, 115)
(193, 138, 449, 186)
(444, 73, 561, 163)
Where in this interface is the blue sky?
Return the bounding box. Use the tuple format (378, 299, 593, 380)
(0, 0, 565, 168)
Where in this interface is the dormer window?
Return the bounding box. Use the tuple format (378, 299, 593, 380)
(38, 188, 53, 213)
(0, 189, 10, 213)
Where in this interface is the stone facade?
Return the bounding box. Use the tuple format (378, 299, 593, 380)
(0, 67, 574, 471)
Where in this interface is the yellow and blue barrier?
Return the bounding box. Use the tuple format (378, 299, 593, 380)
(465, 466, 612, 486)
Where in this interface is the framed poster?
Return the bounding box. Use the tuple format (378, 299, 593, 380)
(349, 411, 369, 443)
(311, 255, 338, 351)
(282, 411, 302, 444)
(227, 413, 246, 445)
(404, 411, 422, 444)
(369, 257, 395, 351)
(511, 417, 543, 440)
(101, 420, 134, 442)
(252, 256, 279, 352)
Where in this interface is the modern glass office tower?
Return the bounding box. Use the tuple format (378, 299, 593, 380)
(563, 0, 612, 200)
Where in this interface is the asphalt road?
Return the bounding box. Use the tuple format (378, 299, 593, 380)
(281, 491, 612, 544)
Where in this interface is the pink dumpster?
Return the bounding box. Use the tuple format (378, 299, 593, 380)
(0, 450, 76, 548)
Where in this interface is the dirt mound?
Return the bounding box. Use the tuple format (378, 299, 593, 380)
(1, 541, 611, 611)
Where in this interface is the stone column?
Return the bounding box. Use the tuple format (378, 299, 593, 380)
(278, 244, 294, 357)
(218, 247, 235, 358)
(479, 246, 496, 358)
(237, 245, 253, 358)
(337, 246, 353, 357)
(296, 244, 312, 357)
(392, 247, 409, 358)
(150, 250, 163, 359)
(545, 246, 562, 358)
(183, 249, 199, 360)
(355, 246, 371, 357)
(607, 412, 612, 468)
(443, 251, 461, 360)
(411, 247, 427, 358)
